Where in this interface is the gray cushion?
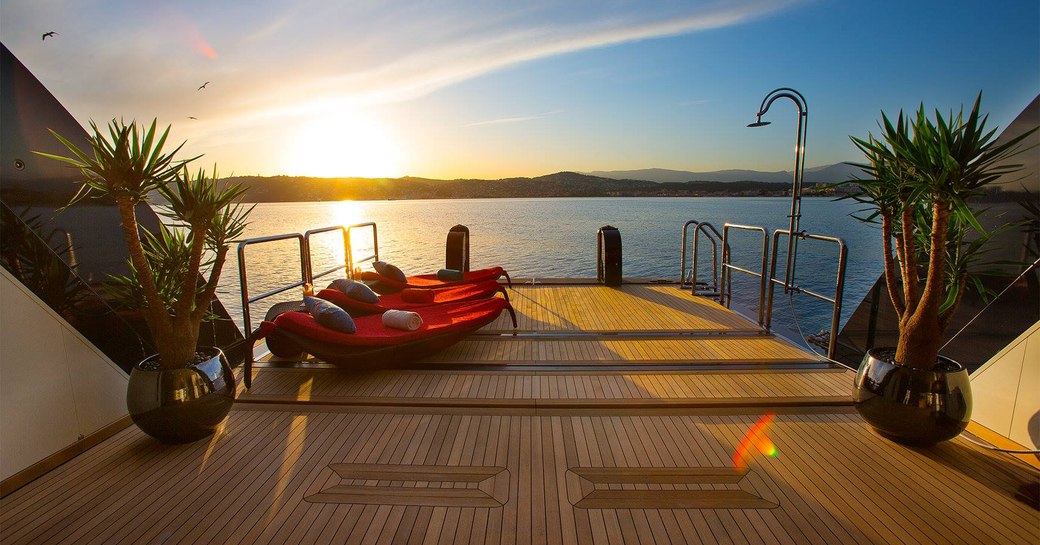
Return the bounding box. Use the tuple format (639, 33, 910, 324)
(373, 261, 407, 283)
(436, 268, 464, 281)
(327, 278, 380, 304)
(303, 296, 356, 333)
(327, 278, 355, 293)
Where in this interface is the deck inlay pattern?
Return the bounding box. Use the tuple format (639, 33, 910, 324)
(2, 409, 1036, 545)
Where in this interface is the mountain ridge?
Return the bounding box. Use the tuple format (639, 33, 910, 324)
(220, 169, 845, 203)
(587, 162, 862, 184)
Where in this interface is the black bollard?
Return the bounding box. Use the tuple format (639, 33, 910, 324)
(597, 225, 622, 286)
(446, 224, 470, 272)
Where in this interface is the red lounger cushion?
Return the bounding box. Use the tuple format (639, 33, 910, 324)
(382, 279, 502, 306)
(400, 288, 435, 304)
(360, 266, 505, 291)
(268, 297, 507, 347)
(316, 279, 502, 315)
(404, 267, 505, 287)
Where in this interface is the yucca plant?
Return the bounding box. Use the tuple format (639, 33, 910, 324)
(846, 93, 1036, 369)
(36, 119, 252, 370)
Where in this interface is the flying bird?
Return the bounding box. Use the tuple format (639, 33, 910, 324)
(188, 116, 198, 120)
(197, 82, 210, 91)
(42, 31, 58, 40)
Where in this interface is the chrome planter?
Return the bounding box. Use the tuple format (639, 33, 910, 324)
(853, 347, 972, 446)
(127, 347, 235, 444)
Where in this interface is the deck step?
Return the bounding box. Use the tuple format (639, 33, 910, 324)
(234, 394, 853, 411)
(235, 367, 856, 411)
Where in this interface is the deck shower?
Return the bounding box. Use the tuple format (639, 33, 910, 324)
(681, 87, 848, 359)
(748, 87, 808, 294)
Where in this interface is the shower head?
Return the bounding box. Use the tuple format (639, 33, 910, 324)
(747, 120, 771, 128)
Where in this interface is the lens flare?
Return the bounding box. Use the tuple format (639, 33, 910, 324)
(733, 412, 777, 470)
(155, 6, 218, 59)
(192, 36, 217, 59)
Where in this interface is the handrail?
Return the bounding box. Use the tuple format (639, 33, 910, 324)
(691, 222, 725, 296)
(679, 220, 699, 286)
(345, 222, 379, 279)
(721, 223, 769, 325)
(236, 232, 309, 388)
(766, 229, 847, 359)
(678, 220, 719, 293)
(304, 225, 350, 285)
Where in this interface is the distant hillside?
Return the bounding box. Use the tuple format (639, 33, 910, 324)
(589, 162, 864, 184)
(222, 171, 837, 203)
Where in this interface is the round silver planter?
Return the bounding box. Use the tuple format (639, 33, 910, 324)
(127, 347, 235, 444)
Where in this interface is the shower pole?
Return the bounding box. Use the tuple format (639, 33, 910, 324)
(748, 87, 808, 293)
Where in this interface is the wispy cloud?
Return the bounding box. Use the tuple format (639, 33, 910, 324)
(464, 110, 563, 127)
(300, 0, 805, 106)
(3, 0, 802, 121)
(137, 0, 804, 150)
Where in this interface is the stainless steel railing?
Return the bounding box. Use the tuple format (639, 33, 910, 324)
(345, 222, 378, 279)
(237, 232, 309, 388)
(720, 223, 769, 325)
(679, 220, 725, 296)
(682, 221, 848, 359)
(766, 229, 847, 359)
(304, 226, 350, 286)
(236, 222, 381, 387)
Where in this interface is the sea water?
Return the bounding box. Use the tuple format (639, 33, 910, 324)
(217, 197, 883, 348)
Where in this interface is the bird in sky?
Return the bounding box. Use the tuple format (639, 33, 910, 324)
(42, 31, 57, 40)
(197, 82, 210, 91)
(188, 116, 198, 120)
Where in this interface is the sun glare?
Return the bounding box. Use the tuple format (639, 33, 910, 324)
(285, 110, 405, 178)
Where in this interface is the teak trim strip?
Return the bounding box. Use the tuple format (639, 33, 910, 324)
(0, 415, 133, 498)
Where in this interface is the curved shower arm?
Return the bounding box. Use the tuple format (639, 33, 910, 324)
(755, 87, 808, 118)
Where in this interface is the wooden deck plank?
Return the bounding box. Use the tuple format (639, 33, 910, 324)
(6, 284, 1039, 544)
(481, 285, 760, 333)
(239, 368, 852, 405)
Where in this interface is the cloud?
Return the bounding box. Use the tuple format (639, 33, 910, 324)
(464, 110, 563, 127)
(298, 0, 805, 106)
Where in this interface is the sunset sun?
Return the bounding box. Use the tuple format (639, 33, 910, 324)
(286, 110, 405, 178)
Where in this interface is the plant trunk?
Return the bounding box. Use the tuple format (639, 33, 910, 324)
(894, 313, 942, 368)
(114, 197, 173, 342)
(894, 203, 951, 369)
(154, 318, 201, 369)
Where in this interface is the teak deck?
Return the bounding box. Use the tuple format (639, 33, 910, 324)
(3, 284, 1037, 545)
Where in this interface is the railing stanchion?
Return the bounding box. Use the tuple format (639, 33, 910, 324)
(237, 232, 309, 388)
(345, 222, 379, 279)
(766, 229, 848, 360)
(721, 224, 769, 325)
(237, 222, 380, 388)
(680, 220, 725, 297)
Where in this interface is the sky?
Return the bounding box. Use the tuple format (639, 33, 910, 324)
(1, 0, 1038, 180)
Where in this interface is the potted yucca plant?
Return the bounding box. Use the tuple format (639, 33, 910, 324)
(37, 119, 252, 444)
(845, 93, 1035, 445)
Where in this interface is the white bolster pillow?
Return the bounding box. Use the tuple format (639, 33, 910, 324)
(382, 309, 423, 331)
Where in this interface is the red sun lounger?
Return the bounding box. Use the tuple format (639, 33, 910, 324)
(256, 297, 516, 367)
